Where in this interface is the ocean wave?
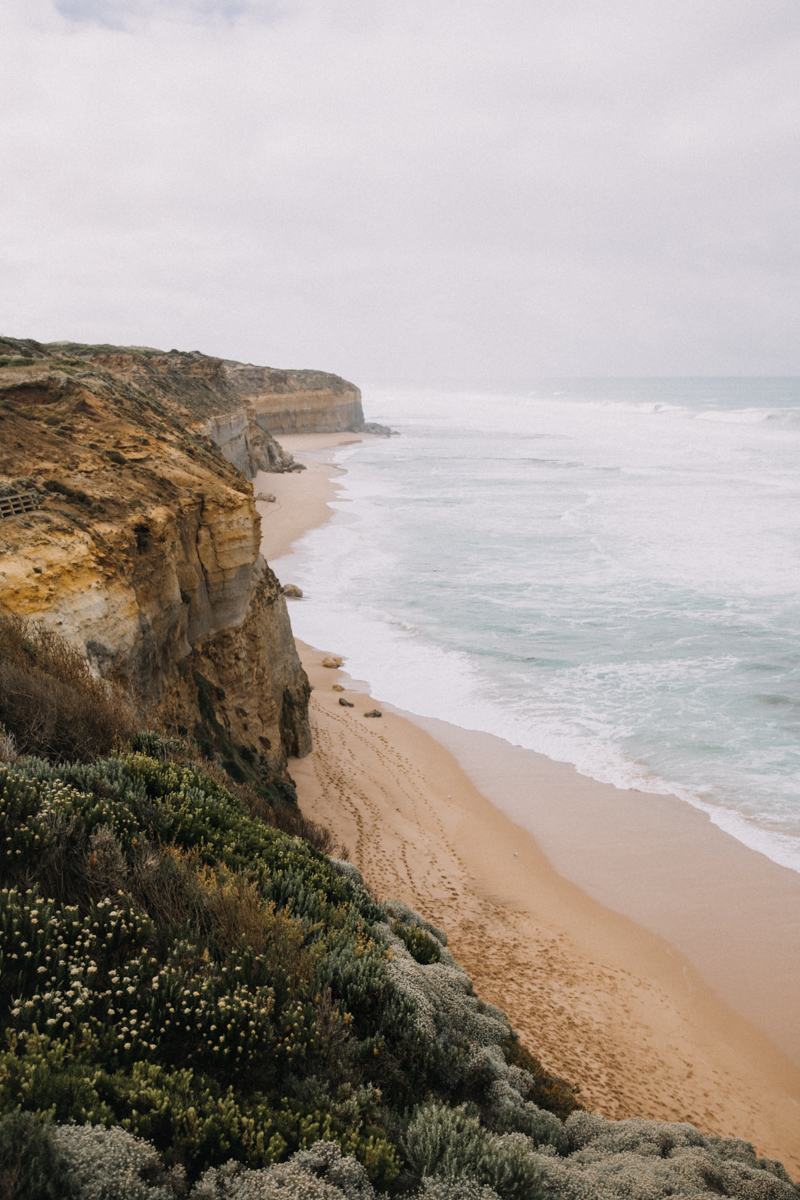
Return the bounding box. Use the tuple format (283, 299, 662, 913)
(278, 382, 800, 877)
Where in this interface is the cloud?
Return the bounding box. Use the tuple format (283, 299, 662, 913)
(1, 0, 799, 381)
(54, 0, 284, 30)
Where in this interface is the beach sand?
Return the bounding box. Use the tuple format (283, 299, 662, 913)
(255, 434, 800, 1175)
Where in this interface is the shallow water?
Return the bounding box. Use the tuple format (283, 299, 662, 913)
(274, 379, 800, 873)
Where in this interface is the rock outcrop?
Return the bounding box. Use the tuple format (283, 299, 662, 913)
(221, 360, 364, 434)
(0, 342, 315, 787)
(204, 406, 302, 477)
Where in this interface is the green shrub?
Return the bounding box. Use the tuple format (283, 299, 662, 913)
(0, 1033, 399, 1186)
(501, 1038, 580, 1121)
(117, 752, 363, 917)
(52, 1124, 182, 1200)
(404, 1102, 544, 1200)
(0, 769, 60, 871)
(0, 1110, 76, 1199)
(393, 921, 441, 965)
(415, 1180, 501, 1200)
(42, 479, 94, 508)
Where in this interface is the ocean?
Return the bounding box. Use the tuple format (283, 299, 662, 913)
(273, 379, 800, 874)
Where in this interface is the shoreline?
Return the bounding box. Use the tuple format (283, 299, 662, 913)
(256, 433, 800, 1173)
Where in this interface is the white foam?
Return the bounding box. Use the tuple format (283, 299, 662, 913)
(278, 380, 800, 876)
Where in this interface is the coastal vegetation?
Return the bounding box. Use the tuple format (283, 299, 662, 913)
(0, 618, 797, 1200)
(1, 339, 797, 1199)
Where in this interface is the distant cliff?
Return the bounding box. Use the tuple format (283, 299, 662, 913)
(0, 340, 363, 475)
(0, 339, 332, 790)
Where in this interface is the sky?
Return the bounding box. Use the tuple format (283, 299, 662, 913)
(1, 0, 799, 384)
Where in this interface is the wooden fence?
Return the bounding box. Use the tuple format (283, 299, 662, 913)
(0, 491, 40, 520)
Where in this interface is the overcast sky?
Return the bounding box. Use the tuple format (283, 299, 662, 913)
(1, 0, 799, 383)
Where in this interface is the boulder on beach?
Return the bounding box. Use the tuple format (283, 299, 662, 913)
(255, 491, 276, 502)
(364, 709, 382, 718)
(332, 684, 345, 692)
(339, 697, 355, 708)
(322, 656, 343, 668)
(282, 584, 303, 598)
(362, 421, 396, 436)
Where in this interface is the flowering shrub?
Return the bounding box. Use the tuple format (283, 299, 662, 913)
(528, 1112, 800, 1200)
(403, 1102, 544, 1200)
(415, 1181, 501, 1200)
(392, 921, 441, 965)
(52, 1124, 183, 1200)
(0, 751, 415, 1181)
(0, 770, 60, 868)
(2, 733, 794, 1199)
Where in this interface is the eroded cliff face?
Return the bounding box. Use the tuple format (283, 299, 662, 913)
(32, 342, 361, 436)
(2, 339, 363, 480)
(0, 346, 311, 783)
(204, 407, 301, 478)
(222, 362, 364, 435)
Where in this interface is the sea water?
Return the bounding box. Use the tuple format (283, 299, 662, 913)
(273, 380, 800, 873)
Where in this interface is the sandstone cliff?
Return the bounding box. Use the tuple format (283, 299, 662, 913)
(0, 342, 319, 789)
(2, 340, 364, 472)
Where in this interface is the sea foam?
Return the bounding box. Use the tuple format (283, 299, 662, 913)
(275, 379, 800, 874)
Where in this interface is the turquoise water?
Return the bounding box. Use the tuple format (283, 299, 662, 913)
(275, 380, 800, 872)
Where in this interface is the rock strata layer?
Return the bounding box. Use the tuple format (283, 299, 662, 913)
(0, 338, 322, 785)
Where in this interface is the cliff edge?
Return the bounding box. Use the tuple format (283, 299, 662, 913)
(0, 339, 335, 790)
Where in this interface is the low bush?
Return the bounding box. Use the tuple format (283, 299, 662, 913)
(51, 1124, 183, 1200)
(502, 1037, 581, 1122)
(415, 1181, 501, 1200)
(0, 615, 136, 762)
(131, 731, 336, 856)
(194, 1138, 379, 1200)
(404, 1102, 544, 1200)
(42, 479, 94, 508)
(0, 1110, 76, 1200)
(393, 921, 441, 965)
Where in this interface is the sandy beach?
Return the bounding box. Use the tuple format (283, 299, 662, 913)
(255, 434, 800, 1175)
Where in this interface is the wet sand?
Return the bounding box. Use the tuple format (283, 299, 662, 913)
(255, 432, 800, 1174)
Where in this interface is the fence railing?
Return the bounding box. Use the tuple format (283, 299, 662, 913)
(0, 491, 40, 520)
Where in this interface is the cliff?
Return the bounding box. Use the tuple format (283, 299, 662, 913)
(0, 339, 364, 473)
(0, 343, 315, 787)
